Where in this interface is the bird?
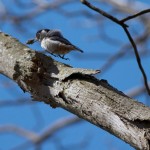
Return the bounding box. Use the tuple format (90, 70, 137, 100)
(26, 29, 83, 60)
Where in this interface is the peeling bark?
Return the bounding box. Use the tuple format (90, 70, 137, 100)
(0, 31, 150, 150)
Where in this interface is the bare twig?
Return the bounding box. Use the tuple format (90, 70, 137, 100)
(100, 30, 149, 72)
(0, 99, 35, 107)
(122, 27, 150, 95)
(36, 116, 82, 144)
(15, 0, 76, 21)
(0, 125, 38, 141)
(10, 116, 82, 150)
(126, 82, 150, 98)
(121, 9, 150, 22)
(81, 0, 150, 95)
(80, 0, 128, 27)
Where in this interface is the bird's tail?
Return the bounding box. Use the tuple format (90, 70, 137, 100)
(74, 46, 84, 53)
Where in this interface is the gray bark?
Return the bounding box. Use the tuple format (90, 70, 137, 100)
(0, 31, 150, 150)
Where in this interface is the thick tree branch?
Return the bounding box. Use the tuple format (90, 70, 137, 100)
(0, 32, 150, 150)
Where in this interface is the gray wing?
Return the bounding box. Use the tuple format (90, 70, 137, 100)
(50, 36, 73, 46)
(47, 30, 63, 38)
(50, 36, 84, 53)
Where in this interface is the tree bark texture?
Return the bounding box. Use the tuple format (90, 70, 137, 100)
(0, 31, 150, 150)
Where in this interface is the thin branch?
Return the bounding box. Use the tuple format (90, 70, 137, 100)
(81, 0, 150, 95)
(0, 125, 38, 141)
(10, 116, 82, 150)
(100, 30, 149, 72)
(0, 99, 35, 107)
(126, 82, 150, 98)
(36, 116, 82, 144)
(80, 0, 128, 27)
(122, 27, 150, 95)
(121, 9, 150, 22)
(15, 0, 76, 21)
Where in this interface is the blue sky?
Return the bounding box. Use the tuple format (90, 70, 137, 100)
(0, 0, 150, 149)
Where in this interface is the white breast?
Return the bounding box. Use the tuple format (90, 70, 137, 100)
(41, 38, 60, 53)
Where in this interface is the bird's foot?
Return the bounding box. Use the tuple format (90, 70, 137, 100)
(58, 55, 69, 60)
(50, 53, 58, 57)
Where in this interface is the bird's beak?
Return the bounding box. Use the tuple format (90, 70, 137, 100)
(26, 37, 37, 45)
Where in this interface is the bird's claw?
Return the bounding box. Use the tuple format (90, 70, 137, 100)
(46, 52, 69, 60)
(58, 55, 69, 60)
(50, 53, 58, 57)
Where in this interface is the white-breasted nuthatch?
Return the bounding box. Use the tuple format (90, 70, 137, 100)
(26, 29, 83, 60)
